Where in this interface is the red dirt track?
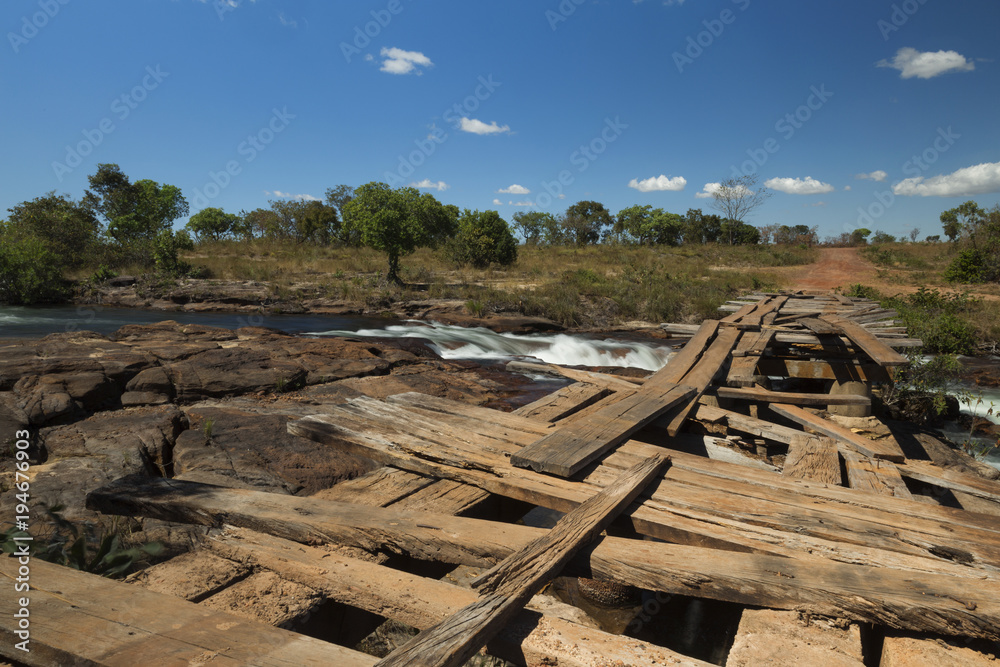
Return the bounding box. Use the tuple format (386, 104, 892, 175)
(786, 247, 878, 291)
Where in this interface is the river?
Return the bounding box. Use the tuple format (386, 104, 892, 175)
(3, 304, 997, 464)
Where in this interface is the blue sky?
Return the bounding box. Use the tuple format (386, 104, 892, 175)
(2, 0, 998, 241)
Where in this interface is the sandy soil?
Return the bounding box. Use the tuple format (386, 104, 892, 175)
(770, 247, 879, 292)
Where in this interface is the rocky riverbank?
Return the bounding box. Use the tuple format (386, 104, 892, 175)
(0, 320, 543, 555)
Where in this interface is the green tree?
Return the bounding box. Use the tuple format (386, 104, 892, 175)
(709, 174, 772, 243)
(325, 184, 359, 246)
(0, 233, 67, 304)
(186, 207, 240, 242)
(614, 205, 683, 245)
(871, 230, 896, 244)
(83, 164, 189, 266)
(237, 208, 281, 240)
(721, 220, 761, 245)
(511, 211, 553, 245)
(681, 209, 723, 244)
(4, 192, 100, 268)
(448, 209, 518, 268)
(268, 199, 339, 244)
(940, 201, 982, 243)
(562, 201, 612, 245)
(342, 182, 457, 283)
(850, 228, 872, 246)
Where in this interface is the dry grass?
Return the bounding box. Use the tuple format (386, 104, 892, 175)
(178, 241, 817, 327)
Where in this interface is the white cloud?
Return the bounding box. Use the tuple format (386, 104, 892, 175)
(459, 117, 510, 135)
(497, 184, 530, 194)
(277, 12, 297, 28)
(877, 47, 975, 79)
(409, 179, 449, 191)
(513, 200, 534, 206)
(855, 170, 887, 182)
(844, 185, 852, 191)
(492, 198, 503, 205)
(268, 190, 320, 201)
(627, 174, 687, 192)
(695, 182, 721, 199)
(380, 47, 433, 75)
(892, 161, 1000, 197)
(765, 176, 835, 195)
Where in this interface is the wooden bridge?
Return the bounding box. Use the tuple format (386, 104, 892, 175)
(5, 291, 1000, 666)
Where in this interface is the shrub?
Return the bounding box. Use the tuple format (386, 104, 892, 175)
(944, 248, 986, 283)
(448, 209, 518, 268)
(0, 234, 67, 304)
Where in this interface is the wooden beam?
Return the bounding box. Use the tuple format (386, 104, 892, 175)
(0, 557, 376, 667)
(376, 455, 668, 667)
(841, 449, 913, 499)
(205, 528, 712, 667)
(511, 381, 610, 422)
(692, 403, 815, 446)
(87, 477, 1000, 640)
(663, 325, 741, 436)
(769, 403, 906, 462)
(818, 314, 909, 366)
(509, 383, 692, 477)
(783, 438, 842, 485)
(755, 358, 890, 384)
(716, 386, 871, 407)
(282, 395, 1000, 572)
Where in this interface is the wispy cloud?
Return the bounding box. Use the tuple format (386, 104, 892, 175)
(277, 12, 297, 28)
(267, 190, 320, 201)
(855, 170, 887, 182)
(380, 47, 433, 75)
(627, 174, 686, 192)
(877, 47, 974, 79)
(409, 179, 449, 191)
(765, 176, 835, 195)
(459, 117, 511, 135)
(492, 198, 503, 205)
(893, 161, 1000, 197)
(497, 184, 530, 194)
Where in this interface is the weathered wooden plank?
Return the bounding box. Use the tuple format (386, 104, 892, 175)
(716, 386, 871, 407)
(798, 317, 844, 335)
(912, 433, 1000, 480)
(740, 295, 787, 328)
(511, 381, 610, 422)
(506, 361, 641, 390)
(770, 403, 906, 462)
(783, 438, 842, 485)
(377, 455, 668, 667)
(730, 328, 776, 357)
(819, 313, 909, 366)
(655, 319, 721, 384)
(841, 449, 913, 499)
(661, 324, 923, 348)
(205, 528, 712, 667)
(721, 300, 760, 324)
(755, 358, 890, 384)
(86, 477, 1000, 641)
(898, 459, 1000, 504)
(881, 632, 1000, 667)
(692, 403, 814, 446)
(509, 383, 692, 476)
(726, 609, 865, 667)
(663, 325, 741, 436)
(291, 395, 1000, 571)
(0, 558, 376, 667)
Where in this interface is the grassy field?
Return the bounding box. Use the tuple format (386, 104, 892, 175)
(179, 241, 819, 327)
(857, 242, 1000, 353)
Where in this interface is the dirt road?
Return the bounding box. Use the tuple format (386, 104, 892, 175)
(777, 247, 879, 292)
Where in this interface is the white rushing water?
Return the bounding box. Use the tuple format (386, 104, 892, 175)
(309, 321, 676, 372)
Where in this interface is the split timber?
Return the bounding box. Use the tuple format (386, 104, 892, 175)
(9, 290, 1000, 666)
